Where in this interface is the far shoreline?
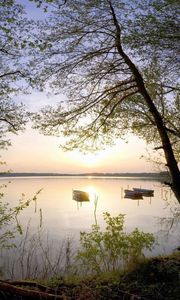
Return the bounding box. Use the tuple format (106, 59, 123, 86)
(0, 171, 169, 180)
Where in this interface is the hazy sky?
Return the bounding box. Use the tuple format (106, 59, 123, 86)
(3, 123, 154, 173)
(3, 90, 154, 173)
(2, 1, 155, 174)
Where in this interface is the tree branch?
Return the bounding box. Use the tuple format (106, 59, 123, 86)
(0, 118, 17, 131)
(0, 70, 22, 79)
(165, 126, 180, 138)
(0, 280, 65, 300)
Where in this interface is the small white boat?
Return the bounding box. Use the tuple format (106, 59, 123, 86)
(72, 190, 90, 202)
(133, 188, 154, 196)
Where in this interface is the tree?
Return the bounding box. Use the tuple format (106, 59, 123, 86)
(31, 0, 180, 202)
(124, 0, 179, 73)
(0, 0, 32, 151)
(0, 1, 43, 261)
(0, 0, 35, 249)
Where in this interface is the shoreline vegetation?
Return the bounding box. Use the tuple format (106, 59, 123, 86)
(0, 252, 179, 299)
(0, 172, 169, 179)
(1, 209, 179, 299)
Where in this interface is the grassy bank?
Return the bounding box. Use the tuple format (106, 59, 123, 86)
(0, 251, 179, 299)
(43, 251, 180, 300)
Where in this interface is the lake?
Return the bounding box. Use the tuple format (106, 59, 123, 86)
(1, 176, 179, 256)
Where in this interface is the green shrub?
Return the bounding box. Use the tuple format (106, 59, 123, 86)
(76, 212, 155, 274)
(0, 183, 41, 250)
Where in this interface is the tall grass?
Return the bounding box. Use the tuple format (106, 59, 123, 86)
(0, 212, 155, 280)
(0, 223, 76, 280)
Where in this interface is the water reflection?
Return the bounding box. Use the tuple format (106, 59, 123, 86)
(124, 190, 143, 200)
(83, 185, 98, 204)
(72, 186, 99, 219)
(0, 176, 179, 254)
(123, 187, 154, 206)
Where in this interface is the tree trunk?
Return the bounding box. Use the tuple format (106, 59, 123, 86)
(109, 1, 180, 203)
(0, 280, 66, 300)
(121, 51, 180, 203)
(135, 75, 180, 202)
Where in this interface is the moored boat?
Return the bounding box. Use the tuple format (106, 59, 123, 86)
(72, 190, 90, 202)
(124, 189, 143, 199)
(133, 188, 154, 196)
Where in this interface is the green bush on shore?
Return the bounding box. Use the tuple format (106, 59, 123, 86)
(76, 212, 155, 274)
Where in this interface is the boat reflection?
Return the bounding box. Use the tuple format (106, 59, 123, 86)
(124, 189, 143, 199)
(133, 188, 154, 197)
(124, 188, 154, 199)
(124, 188, 154, 206)
(124, 194, 143, 200)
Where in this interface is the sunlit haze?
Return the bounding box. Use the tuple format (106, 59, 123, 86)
(2, 92, 154, 173)
(3, 132, 154, 173)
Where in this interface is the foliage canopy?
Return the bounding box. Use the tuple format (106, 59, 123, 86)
(0, 0, 32, 150)
(31, 0, 179, 152)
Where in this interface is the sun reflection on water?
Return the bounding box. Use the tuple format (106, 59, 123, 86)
(84, 185, 98, 203)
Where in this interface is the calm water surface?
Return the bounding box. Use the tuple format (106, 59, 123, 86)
(1, 176, 179, 255)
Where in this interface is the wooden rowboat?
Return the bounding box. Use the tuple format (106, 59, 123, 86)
(124, 189, 143, 199)
(72, 190, 90, 202)
(133, 188, 154, 196)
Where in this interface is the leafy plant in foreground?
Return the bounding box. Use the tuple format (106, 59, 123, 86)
(76, 212, 155, 274)
(0, 183, 42, 250)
